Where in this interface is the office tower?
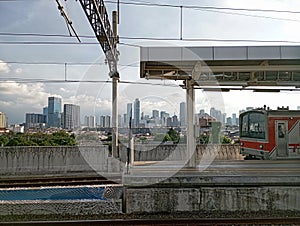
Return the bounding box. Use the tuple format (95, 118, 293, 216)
(0, 112, 7, 128)
(99, 116, 105, 128)
(232, 113, 237, 126)
(84, 115, 96, 128)
(210, 107, 222, 122)
(118, 114, 122, 128)
(63, 104, 80, 130)
(160, 111, 169, 126)
(43, 107, 48, 123)
(134, 98, 140, 128)
(226, 117, 232, 126)
(152, 110, 159, 119)
(199, 109, 205, 116)
(25, 113, 46, 129)
(222, 113, 226, 125)
(126, 103, 132, 128)
(99, 115, 111, 128)
(123, 113, 127, 127)
(180, 102, 186, 127)
(172, 114, 179, 127)
(48, 96, 62, 128)
(105, 115, 111, 128)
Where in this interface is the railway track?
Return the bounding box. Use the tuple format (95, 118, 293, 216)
(2, 217, 300, 225)
(0, 174, 121, 188)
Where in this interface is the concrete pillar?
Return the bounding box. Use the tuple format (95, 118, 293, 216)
(186, 79, 196, 167)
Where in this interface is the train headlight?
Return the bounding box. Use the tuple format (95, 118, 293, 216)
(259, 144, 263, 149)
(240, 142, 243, 146)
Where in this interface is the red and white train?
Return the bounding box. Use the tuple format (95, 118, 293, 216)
(239, 106, 300, 159)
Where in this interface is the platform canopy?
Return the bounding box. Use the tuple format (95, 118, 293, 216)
(140, 46, 300, 91)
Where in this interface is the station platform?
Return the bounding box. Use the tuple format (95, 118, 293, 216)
(123, 160, 300, 187)
(123, 160, 300, 214)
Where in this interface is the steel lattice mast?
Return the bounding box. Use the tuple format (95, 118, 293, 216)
(78, 0, 119, 158)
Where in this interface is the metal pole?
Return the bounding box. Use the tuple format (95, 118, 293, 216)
(186, 79, 196, 167)
(112, 11, 119, 158)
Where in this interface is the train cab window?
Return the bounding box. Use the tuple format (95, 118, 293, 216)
(240, 112, 266, 139)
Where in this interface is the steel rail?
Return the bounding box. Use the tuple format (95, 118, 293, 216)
(2, 217, 300, 225)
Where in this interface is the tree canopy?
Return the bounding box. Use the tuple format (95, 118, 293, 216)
(0, 131, 77, 147)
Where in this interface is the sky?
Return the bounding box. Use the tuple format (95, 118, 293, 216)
(0, 0, 300, 124)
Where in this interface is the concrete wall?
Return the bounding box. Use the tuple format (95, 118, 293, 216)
(120, 144, 243, 162)
(0, 146, 114, 176)
(125, 186, 300, 214)
(0, 144, 241, 176)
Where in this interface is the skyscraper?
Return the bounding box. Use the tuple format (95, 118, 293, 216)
(152, 110, 159, 119)
(180, 102, 186, 127)
(126, 103, 132, 128)
(232, 113, 237, 126)
(63, 104, 80, 130)
(0, 112, 7, 129)
(48, 97, 62, 128)
(84, 115, 96, 128)
(43, 107, 48, 123)
(134, 98, 140, 128)
(25, 113, 46, 129)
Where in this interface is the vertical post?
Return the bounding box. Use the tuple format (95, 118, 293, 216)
(186, 79, 196, 167)
(112, 11, 119, 158)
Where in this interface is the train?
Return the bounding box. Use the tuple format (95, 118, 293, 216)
(239, 106, 300, 160)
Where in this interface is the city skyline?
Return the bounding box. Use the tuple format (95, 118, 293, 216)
(0, 94, 275, 128)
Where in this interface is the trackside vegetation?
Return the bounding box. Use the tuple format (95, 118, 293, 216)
(0, 131, 77, 147)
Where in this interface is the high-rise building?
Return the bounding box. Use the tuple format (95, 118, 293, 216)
(25, 113, 46, 129)
(180, 102, 186, 127)
(160, 111, 169, 126)
(134, 98, 140, 128)
(99, 115, 111, 128)
(43, 107, 48, 123)
(152, 110, 159, 119)
(0, 112, 7, 129)
(105, 115, 111, 128)
(84, 115, 96, 128)
(126, 103, 132, 128)
(48, 96, 62, 128)
(232, 113, 237, 126)
(172, 115, 179, 127)
(118, 114, 123, 128)
(63, 104, 80, 130)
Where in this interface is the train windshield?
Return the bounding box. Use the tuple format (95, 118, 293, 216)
(240, 111, 266, 139)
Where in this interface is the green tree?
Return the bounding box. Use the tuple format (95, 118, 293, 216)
(0, 135, 8, 146)
(162, 128, 180, 144)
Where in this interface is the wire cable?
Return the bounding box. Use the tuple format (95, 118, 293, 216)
(105, 0, 300, 14)
(0, 78, 180, 87)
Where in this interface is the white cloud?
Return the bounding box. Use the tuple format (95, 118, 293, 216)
(0, 60, 10, 74)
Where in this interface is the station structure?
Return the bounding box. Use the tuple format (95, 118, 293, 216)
(140, 45, 300, 167)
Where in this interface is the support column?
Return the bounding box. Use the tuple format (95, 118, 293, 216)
(186, 79, 196, 167)
(112, 11, 119, 158)
(112, 76, 119, 158)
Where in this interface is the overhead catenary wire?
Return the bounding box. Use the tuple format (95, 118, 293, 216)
(105, 0, 300, 14)
(0, 78, 180, 87)
(0, 60, 139, 67)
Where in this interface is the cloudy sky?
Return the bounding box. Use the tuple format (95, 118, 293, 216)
(0, 0, 300, 124)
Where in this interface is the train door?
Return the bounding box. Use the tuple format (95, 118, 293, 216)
(276, 121, 288, 157)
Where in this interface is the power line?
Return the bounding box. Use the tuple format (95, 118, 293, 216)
(0, 78, 179, 87)
(106, 0, 300, 14)
(107, 0, 300, 23)
(1, 38, 300, 45)
(120, 38, 300, 44)
(0, 61, 139, 67)
(0, 32, 95, 39)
